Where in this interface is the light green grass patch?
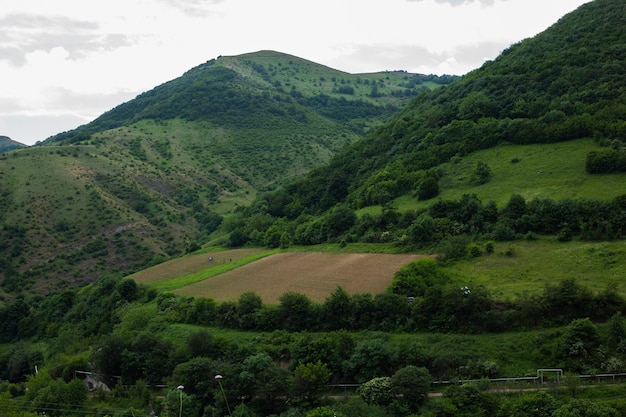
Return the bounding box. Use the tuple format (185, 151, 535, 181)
(395, 139, 626, 213)
(145, 250, 277, 292)
(443, 238, 626, 301)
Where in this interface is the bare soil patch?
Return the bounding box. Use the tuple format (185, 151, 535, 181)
(130, 248, 265, 284)
(173, 252, 431, 303)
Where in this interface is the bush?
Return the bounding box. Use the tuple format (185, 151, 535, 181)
(469, 161, 492, 185)
(467, 243, 482, 258)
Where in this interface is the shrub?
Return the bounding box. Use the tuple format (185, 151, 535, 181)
(469, 161, 492, 185)
(467, 243, 482, 258)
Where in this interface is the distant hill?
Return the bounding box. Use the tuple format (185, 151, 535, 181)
(0, 51, 453, 295)
(227, 0, 626, 248)
(0, 136, 26, 152)
(45, 50, 454, 191)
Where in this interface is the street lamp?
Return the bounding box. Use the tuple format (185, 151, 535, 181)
(177, 385, 184, 417)
(214, 375, 232, 417)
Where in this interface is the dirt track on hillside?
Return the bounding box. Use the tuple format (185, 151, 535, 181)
(173, 252, 431, 303)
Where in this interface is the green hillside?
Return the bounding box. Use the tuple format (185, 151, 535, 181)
(0, 51, 452, 295)
(3, 2, 626, 416)
(227, 0, 626, 250)
(0, 136, 26, 152)
(45, 50, 453, 191)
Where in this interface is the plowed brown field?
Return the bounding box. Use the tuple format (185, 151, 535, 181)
(172, 252, 431, 303)
(131, 248, 265, 284)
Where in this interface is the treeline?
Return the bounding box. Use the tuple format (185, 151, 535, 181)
(1, 263, 623, 346)
(2, 272, 626, 416)
(226, 192, 626, 252)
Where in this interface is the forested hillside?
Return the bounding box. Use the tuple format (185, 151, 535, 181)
(227, 0, 626, 250)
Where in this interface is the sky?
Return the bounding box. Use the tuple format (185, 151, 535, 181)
(1, 0, 591, 146)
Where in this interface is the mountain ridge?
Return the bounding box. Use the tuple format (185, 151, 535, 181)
(224, 0, 626, 249)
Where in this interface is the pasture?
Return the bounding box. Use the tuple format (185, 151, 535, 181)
(133, 250, 428, 303)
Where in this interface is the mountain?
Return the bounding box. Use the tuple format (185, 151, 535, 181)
(0, 136, 26, 152)
(45, 50, 454, 191)
(0, 51, 453, 295)
(227, 0, 626, 247)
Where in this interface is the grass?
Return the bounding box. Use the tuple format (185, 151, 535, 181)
(443, 237, 626, 301)
(131, 249, 276, 292)
(395, 138, 626, 212)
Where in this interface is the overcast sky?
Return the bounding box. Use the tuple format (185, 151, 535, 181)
(1, 0, 590, 146)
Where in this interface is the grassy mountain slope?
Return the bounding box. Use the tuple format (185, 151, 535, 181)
(0, 51, 453, 295)
(227, 0, 626, 248)
(266, 0, 626, 215)
(45, 51, 454, 192)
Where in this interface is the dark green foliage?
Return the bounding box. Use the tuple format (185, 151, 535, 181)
(346, 339, 393, 383)
(390, 258, 450, 297)
(443, 383, 499, 417)
(558, 318, 602, 372)
(277, 292, 314, 331)
(586, 148, 626, 173)
(237, 291, 264, 330)
(553, 399, 619, 417)
(326, 204, 357, 239)
(240, 352, 291, 412)
(291, 360, 331, 406)
(390, 365, 431, 410)
(417, 173, 439, 200)
(509, 391, 558, 417)
(607, 312, 626, 350)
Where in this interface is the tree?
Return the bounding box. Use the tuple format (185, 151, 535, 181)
(559, 318, 601, 372)
(337, 397, 388, 417)
(358, 377, 393, 406)
(163, 387, 199, 417)
(390, 257, 449, 297)
(237, 291, 263, 329)
(292, 360, 332, 405)
(417, 174, 439, 200)
(186, 330, 219, 358)
(390, 365, 431, 410)
(306, 406, 339, 417)
(444, 383, 499, 417)
(407, 214, 439, 245)
(509, 391, 558, 417)
(320, 287, 352, 330)
(278, 292, 314, 331)
(553, 399, 618, 417)
(326, 204, 357, 239)
(458, 91, 494, 120)
(607, 312, 626, 349)
(503, 193, 527, 219)
(346, 339, 393, 383)
(239, 352, 290, 410)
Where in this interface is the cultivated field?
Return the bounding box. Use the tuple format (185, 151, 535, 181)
(169, 251, 429, 303)
(130, 248, 266, 285)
